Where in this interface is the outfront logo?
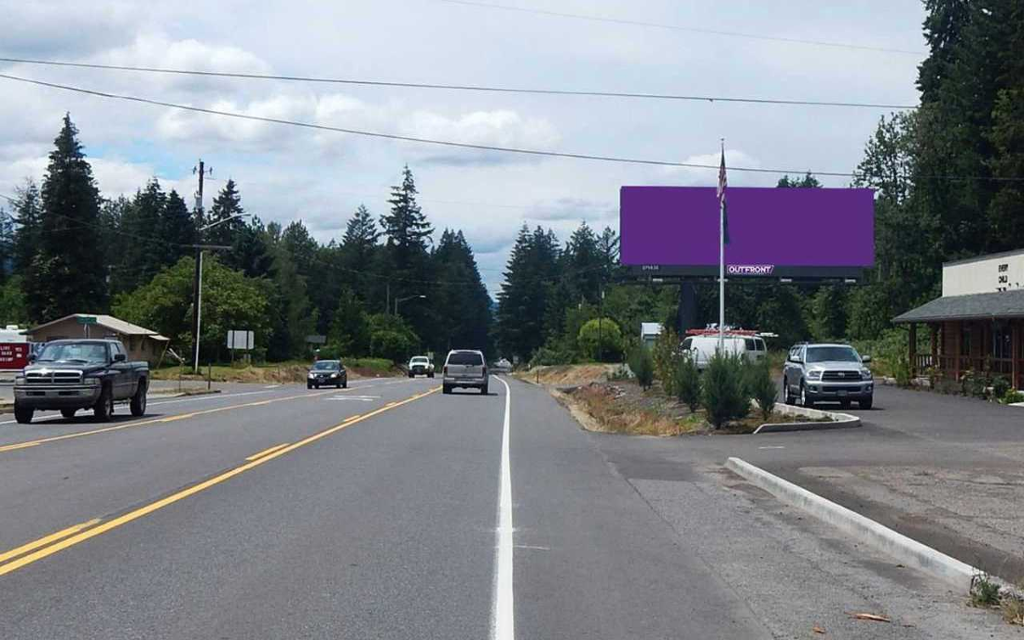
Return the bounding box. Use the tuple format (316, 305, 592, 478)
(727, 265, 775, 276)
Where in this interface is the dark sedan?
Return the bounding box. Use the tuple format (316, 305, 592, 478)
(307, 360, 347, 389)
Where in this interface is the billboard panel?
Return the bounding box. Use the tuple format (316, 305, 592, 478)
(620, 187, 874, 279)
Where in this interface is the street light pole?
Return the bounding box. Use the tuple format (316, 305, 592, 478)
(191, 212, 249, 374)
(391, 294, 423, 315)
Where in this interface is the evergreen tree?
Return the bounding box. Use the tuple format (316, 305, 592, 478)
(495, 225, 560, 361)
(340, 204, 381, 304)
(227, 216, 275, 279)
(431, 229, 492, 355)
(35, 114, 107, 319)
(116, 179, 167, 294)
(205, 179, 246, 247)
(157, 189, 196, 267)
(380, 165, 432, 273)
(12, 182, 42, 318)
(328, 285, 370, 355)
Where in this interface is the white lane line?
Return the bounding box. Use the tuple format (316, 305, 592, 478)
(263, 384, 281, 389)
(758, 446, 786, 450)
(491, 376, 515, 640)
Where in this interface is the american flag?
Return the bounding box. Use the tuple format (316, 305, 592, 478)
(717, 146, 730, 244)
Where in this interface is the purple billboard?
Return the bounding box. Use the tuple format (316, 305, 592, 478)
(620, 186, 874, 280)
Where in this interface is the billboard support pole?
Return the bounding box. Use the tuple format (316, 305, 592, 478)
(718, 139, 726, 351)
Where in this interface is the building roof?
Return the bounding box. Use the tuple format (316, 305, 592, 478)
(893, 289, 1024, 323)
(30, 314, 169, 341)
(943, 247, 1024, 268)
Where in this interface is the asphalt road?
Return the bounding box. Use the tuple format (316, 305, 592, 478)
(0, 376, 1013, 638)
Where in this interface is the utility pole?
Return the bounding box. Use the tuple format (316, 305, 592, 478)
(192, 160, 212, 374)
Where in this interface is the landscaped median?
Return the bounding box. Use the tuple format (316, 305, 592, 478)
(150, 358, 400, 384)
(517, 362, 857, 436)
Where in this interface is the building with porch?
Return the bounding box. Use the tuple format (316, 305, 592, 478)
(894, 249, 1024, 389)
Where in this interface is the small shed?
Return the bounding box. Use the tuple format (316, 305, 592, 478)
(640, 322, 664, 349)
(28, 314, 170, 365)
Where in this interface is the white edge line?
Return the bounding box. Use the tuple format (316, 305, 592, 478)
(492, 375, 515, 640)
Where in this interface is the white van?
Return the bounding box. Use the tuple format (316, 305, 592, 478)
(681, 334, 767, 371)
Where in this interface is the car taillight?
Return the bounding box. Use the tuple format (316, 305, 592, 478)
(443, 366, 448, 375)
(482, 366, 488, 375)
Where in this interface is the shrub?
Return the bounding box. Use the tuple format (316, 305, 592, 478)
(970, 573, 1002, 607)
(629, 347, 655, 391)
(1000, 388, 1024, 405)
(673, 351, 702, 412)
(961, 370, 989, 399)
(651, 328, 680, 394)
(577, 318, 623, 362)
(891, 353, 912, 388)
(992, 376, 1012, 400)
(746, 359, 778, 420)
(933, 377, 961, 395)
(701, 352, 751, 429)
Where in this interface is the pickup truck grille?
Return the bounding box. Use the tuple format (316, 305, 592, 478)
(821, 370, 859, 381)
(25, 371, 83, 384)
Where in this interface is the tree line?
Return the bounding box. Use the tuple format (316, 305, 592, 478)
(0, 115, 493, 364)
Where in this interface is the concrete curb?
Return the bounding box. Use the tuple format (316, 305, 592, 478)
(753, 403, 861, 434)
(724, 456, 978, 590)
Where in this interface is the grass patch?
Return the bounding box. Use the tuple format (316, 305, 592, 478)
(970, 573, 1003, 608)
(561, 382, 704, 437)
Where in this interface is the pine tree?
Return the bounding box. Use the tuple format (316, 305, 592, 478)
(205, 179, 246, 248)
(116, 179, 167, 294)
(35, 114, 107, 319)
(431, 229, 492, 355)
(495, 225, 560, 361)
(380, 165, 432, 270)
(340, 204, 380, 302)
(12, 183, 42, 316)
(157, 189, 196, 267)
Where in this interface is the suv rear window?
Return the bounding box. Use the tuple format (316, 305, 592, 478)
(447, 352, 483, 366)
(744, 338, 756, 350)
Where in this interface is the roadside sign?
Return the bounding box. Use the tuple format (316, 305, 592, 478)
(77, 316, 98, 325)
(305, 335, 327, 345)
(227, 330, 255, 350)
(0, 343, 30, 370)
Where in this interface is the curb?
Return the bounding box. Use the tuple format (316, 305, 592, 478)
(724, 456, 978, 590)
(753, 404, 861, 434)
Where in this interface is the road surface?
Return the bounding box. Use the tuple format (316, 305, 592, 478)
(0, 376, 1012, 638)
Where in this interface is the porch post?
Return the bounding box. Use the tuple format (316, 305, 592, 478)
(1013, 320, 1021, 391)
(930, 324, 938, 371)
(909, 322, 918, 377)
(953, 322, 961, 380)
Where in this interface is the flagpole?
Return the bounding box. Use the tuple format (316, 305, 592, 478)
(719, 139, 725, 352)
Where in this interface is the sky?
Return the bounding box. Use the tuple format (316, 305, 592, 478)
(0, 0, 927, 296)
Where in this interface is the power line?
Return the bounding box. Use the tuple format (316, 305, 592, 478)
(0, 57, 917, 110)
(434, 0, 926, 56)
(6, 72, 1020, 183)
(0, 72, 864, 178)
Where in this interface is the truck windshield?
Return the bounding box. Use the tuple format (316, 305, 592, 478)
(37, 343, 108, 363)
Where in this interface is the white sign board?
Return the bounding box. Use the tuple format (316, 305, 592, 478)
(227, 330, 255, 350)
(942, 250, 1024, 296)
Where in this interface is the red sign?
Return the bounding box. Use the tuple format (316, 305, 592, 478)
(0, 343, 30, 370)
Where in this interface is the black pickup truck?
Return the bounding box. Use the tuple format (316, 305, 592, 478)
(14, 339, 149, 424)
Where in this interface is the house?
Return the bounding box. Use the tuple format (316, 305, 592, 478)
(894, 248, 1024, 390)
(28, 314, 170, 365)
(640, 322, 663, 349)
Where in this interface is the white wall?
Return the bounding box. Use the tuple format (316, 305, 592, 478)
(942, 251, 1024, 296)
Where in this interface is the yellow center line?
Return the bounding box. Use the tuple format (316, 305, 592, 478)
(0, 519, 100, 564)
(0, 380, 406, 455)
(0, 386, 440, 577)
(245, 443, 290, 461)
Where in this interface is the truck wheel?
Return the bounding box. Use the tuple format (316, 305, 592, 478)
(94, 386, 114, 422)
(429, 372, 435, 378)
(14, 405, 33, 424)
(480, 384, 489, 395)
(130, 379, 148, 417)
(409, 372, 414, 378)
(800, 383, 814, 409)
(61, 409, 77, 419)
(307, 382, 313, 390)
(443, 384, 451, 395)
(783, 378, 795, 405)
(859, 397, 873, 410)
(342, 379, 348, 389)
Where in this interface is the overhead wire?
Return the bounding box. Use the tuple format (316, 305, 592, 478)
(0, 57, 918, 110)
(4, 72, 1022, 182)
(433, 0, 926, 56)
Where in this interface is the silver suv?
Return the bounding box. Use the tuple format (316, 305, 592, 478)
(442, 349, 489, 395)
(783, 343, 873, 409)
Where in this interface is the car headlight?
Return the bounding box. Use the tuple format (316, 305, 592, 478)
(807, 370, 822, 381)
(860, 368, 873, 380)
(84, 377, 101, 386)
(15, 375, 25, 386)
(308, 372, 316, 378)
(330, 373, 338, 378)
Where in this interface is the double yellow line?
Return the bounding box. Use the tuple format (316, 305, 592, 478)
(0, 386, 439, 577)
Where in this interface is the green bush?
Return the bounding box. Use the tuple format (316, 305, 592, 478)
(629, 347, 655, 391)
(1000, 388, 1024, 405)
(577, 318, 623, 362)
(961, 369, 989, 399)
(651, 328, 680, 394)
(746, 359, 778, 420)
(992, 376, 1012, 400)
(701, 352, 751, 429)
(672, 351, 701, 412)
